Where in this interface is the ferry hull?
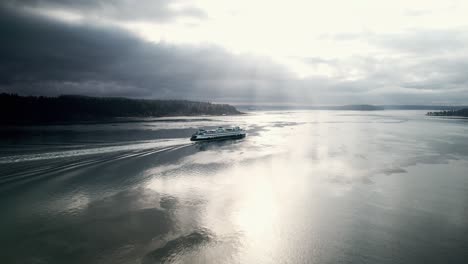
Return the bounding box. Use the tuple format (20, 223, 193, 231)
(190, 133, 245, 141)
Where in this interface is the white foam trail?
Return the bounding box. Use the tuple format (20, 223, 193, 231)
(0, 138, 192, 164)
(0, 147, 180, 184)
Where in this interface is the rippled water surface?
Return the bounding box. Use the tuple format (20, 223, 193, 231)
(1, 111, 468, 264)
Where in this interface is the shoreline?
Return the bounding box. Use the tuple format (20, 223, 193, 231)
(0, 113, 246, 127)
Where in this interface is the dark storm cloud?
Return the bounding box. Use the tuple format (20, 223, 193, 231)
(3, 0, 206, 22)
(0, 6, 293, 101)
(2, 3, 468, 105)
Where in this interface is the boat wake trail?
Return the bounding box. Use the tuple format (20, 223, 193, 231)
(0, 138, 193, 186)
(0, 138, 191, 164)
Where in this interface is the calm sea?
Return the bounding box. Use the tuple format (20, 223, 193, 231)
(1, 110, 467, 263)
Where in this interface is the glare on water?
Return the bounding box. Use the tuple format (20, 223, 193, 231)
(1, 110, 468, 263)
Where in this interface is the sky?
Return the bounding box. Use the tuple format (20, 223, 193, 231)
(1, 0, 468, 105)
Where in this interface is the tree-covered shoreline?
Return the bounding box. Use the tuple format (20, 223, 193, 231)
(0, 94, 243, 125)
(427, 109, 468, 117)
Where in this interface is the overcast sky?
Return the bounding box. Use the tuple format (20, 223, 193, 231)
(1, 0, 468, 105)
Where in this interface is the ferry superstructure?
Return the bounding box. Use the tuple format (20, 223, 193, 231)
(190, 127, 246, 141)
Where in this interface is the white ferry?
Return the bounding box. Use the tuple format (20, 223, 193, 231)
(190, 127, 246, 141)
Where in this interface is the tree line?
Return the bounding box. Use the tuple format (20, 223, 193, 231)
(0, 94, 242, 125)
(427, 109, 468, 117)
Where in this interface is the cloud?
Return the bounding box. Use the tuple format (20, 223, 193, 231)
(2, 0, 206, 22)
(0, 6, 295, 102)
(372, 28, 468, 54)
(303, 26, 468, 102)
(2, 3, 468, 105)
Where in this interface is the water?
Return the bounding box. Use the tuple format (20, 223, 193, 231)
(1, 111, 467, 264)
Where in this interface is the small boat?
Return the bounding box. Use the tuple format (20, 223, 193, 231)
(190, 126, 246, 141)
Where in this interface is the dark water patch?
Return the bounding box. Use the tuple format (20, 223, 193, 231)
(142, 229, 213, 264)
(134, 118, 218, 123)
(271, 121, 307, 128)
(382, 167, 407, 175)
(1, 188, 176, 264)
(401, 154, 457, 167)
(159, 195, 179, 210)
(430, 137, 468, 157)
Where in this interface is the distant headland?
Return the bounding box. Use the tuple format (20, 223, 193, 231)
(426, 109, 468, 117)
(236, 104, 467, 111)
(0, 94, 243, 125)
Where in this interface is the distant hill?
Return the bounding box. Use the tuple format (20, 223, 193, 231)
(236, 104, 467, 111)
(426, 109, 468, 117)
(237, 104, 384, 111)
(334, 105, 384, 111)
(383, 105, 468, 110)
(0, 94, 242, 125)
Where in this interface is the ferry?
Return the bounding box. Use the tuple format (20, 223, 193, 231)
(190, 127, 246, 141)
